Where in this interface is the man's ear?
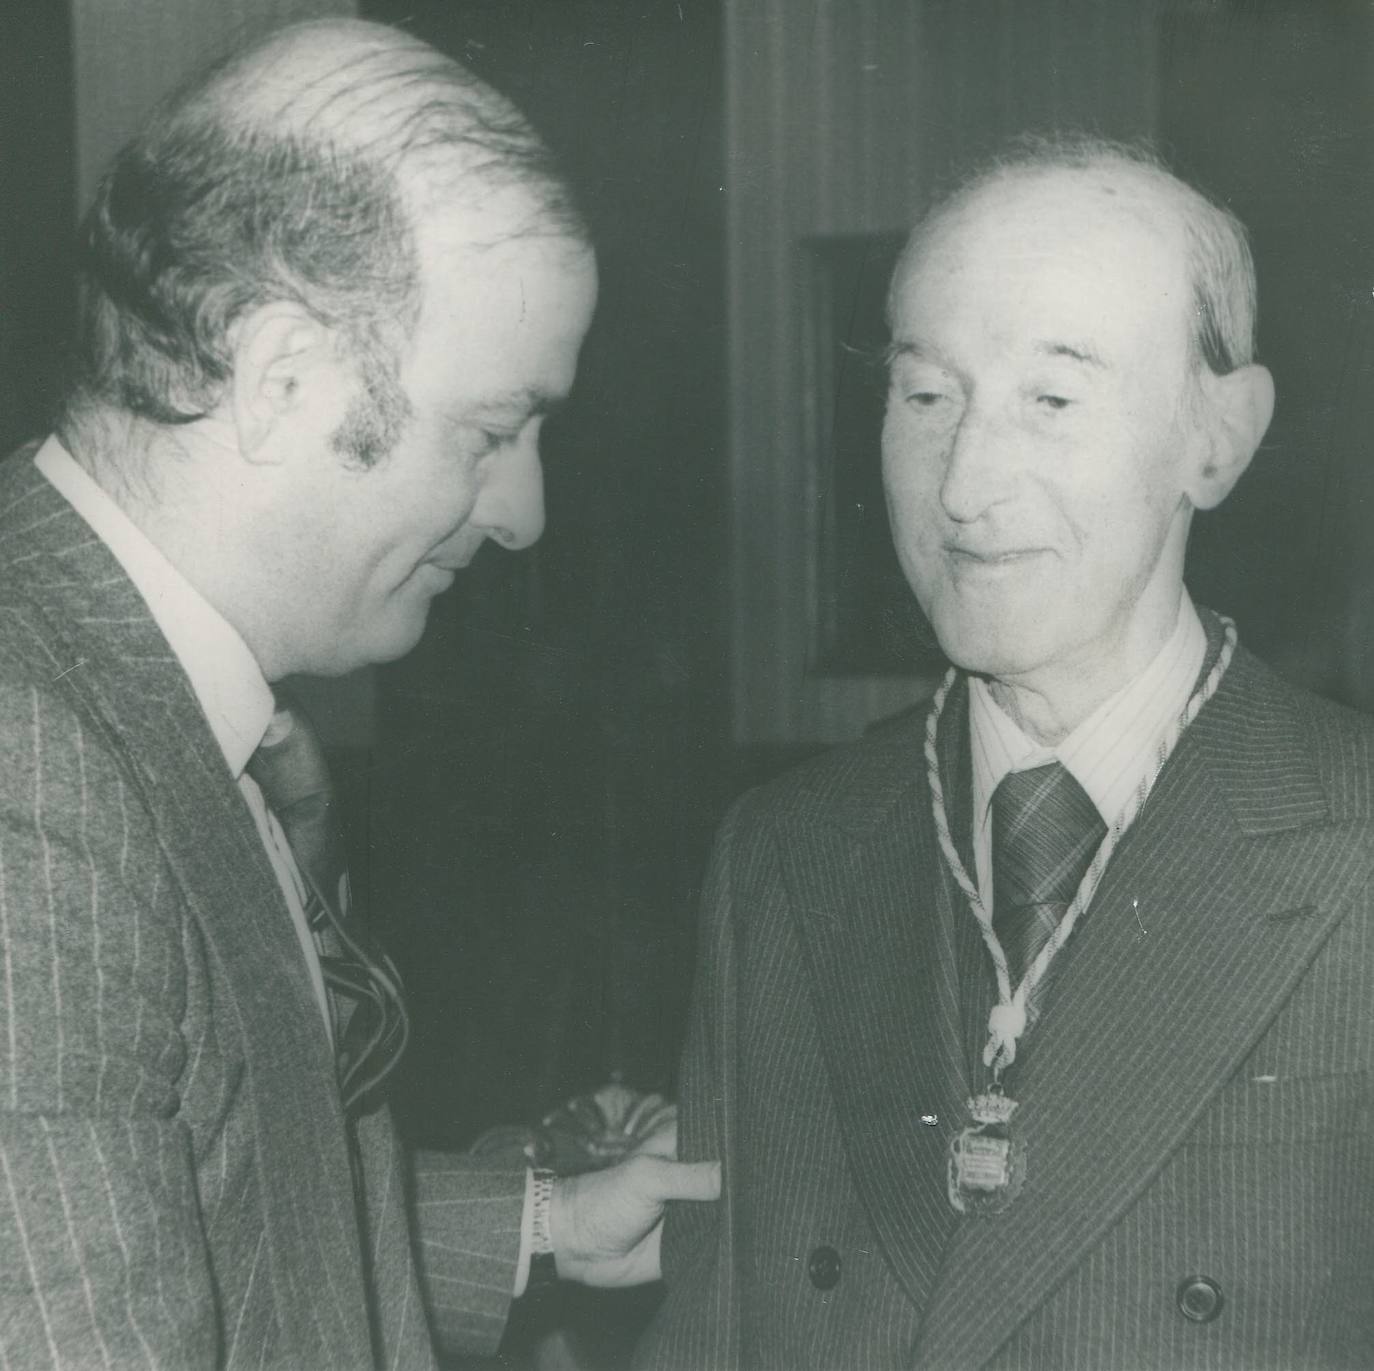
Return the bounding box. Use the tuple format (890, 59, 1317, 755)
(228, 303, 338, 460)
(1185, 362, 1275, 511)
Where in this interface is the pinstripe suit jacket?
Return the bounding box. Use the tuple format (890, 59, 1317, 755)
(0, 451, 525, 1368)
(642, 626, 1374, 1370)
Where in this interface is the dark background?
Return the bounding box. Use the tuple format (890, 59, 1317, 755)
(351, 0, 730, 1149)
(0, 1, 75, 462)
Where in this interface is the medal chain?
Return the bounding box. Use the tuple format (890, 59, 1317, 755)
(924, 617, 1237, 1077)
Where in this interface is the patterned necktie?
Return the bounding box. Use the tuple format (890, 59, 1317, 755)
(990, 762, 1106, 987)
(246, 698, 409, 1116)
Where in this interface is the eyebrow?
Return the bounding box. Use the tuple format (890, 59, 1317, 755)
(884, 339, 1111, 372)
(883, 341, 938, 367)
(470, 387, 570, 420)
(1035, 341, 1109, 370)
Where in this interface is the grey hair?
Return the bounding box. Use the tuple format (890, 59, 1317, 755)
(59, 19, 588, 454)
(891, 132, 1258, 375)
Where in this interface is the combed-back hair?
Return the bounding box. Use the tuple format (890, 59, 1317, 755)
(61, 20, 588, 434)
(893, 132, 1259, 376)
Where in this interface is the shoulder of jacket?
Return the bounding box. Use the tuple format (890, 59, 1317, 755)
(725, 700, 932, 834)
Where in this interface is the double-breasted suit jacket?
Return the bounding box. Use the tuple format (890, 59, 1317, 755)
(0, 450, 524, 1368)
(642, 629, 1374, 1369)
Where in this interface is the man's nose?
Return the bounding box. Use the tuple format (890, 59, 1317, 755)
(938, 401, 1009, 524)
(472, 438, 546, 551)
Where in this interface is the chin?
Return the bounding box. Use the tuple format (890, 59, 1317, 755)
(359, 622, 429, 669)
(382, 603, 440, 660)
(295, 615, 430, 678)
(925, 606, 1059, 682)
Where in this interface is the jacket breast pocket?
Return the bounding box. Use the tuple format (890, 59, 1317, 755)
(1185, 1070, 1373, 1148)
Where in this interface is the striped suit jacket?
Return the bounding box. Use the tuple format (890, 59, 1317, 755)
(0, 451, 525, 1368)
(641, 625, 1374, 1370)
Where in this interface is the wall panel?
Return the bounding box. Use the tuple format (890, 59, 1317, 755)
(71, 0, 355, 210)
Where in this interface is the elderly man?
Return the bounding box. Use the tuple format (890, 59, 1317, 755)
(642, 138, 1374, 1370)
(0, 18, 716, 1369)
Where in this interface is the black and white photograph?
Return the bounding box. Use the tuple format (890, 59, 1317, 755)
(1, 1, 1372, 1368)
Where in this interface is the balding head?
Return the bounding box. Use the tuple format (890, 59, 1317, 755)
(61, 18, 586, 447)
(195, 20, 574, 225)
(892, 135, 1259, 381)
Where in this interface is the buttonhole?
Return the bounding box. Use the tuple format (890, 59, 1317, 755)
(1261, 904, 1315, 925)
(1251, 1074, 1278, 1085)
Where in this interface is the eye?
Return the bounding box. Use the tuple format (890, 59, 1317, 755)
(886, 356, 960, 419)
(896, 381, 957, 413)
(1037, 394, 1072, 411)
(471, 427, 521, 459)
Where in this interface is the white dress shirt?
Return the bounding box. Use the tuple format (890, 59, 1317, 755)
(967, 590, 1208, 909)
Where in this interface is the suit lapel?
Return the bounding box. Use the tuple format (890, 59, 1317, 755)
(781, 694, 971, 1315)
(1, 457, 373, 1358)
(914, 647, 1371, 1369)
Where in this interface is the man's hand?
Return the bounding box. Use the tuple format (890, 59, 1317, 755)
(550, 1153, 721, 1287)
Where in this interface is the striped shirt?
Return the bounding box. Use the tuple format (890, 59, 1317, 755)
(968, 592, 1208, 909)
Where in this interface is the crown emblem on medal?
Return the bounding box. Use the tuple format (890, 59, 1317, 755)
(967, 1091, 1019, 1127)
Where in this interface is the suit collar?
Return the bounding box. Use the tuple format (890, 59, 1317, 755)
(784, 686, 973, 864)
(0, 451, 376, 1358)
(780, 638, 1357, 1365)
(777, 701, 968, 1313)
(916, 641, 1358, 1368)
(30, 437, 274, 776)
(794, 612, 1327, 849)
(1190, 642, 1329, 835)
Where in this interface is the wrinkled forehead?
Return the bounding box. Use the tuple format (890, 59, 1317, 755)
(891, 168, 1195, 355)
(412, 188, 595, 279)
(402, 216, 597, 368)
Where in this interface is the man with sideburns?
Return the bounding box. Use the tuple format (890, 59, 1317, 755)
(0, 18, 716, 1369)
(643, 137, 1374, 1369)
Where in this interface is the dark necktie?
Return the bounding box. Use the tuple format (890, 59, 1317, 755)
(990, 762, 1106, 987)
(246, 698, 409, 1116)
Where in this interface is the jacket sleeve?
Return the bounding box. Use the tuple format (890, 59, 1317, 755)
(636, 797, 748, 1371)
(0, 678, 219, 1367)
(410, 1148, 525, 1358)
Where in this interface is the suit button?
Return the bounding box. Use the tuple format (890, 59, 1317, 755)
(808, 1246, 841, 1290)
(1176, 1275, 1223, 1323)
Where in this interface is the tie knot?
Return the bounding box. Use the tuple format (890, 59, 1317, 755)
(245, 700, 340, 887)
(991, 762, 1105, 910)
(246, 702, 330, 814)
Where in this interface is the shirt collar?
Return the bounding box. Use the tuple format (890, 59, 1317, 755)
(969, 590, 1208, 833)
(34, 436, 274, 778)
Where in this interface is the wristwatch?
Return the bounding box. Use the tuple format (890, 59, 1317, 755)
(527, 1168, 559, 1291)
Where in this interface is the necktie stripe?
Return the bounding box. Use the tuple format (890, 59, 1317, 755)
(246, 700, 409, 1116)
(991, 762, 1107, 997)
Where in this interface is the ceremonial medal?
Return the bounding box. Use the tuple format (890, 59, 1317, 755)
(947, 1090, 1025, 1215)
(923, 619, 1239, 1216)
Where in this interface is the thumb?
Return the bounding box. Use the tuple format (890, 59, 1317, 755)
(639, 1157, 721, 1203)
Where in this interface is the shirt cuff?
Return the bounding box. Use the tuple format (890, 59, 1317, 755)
(512, 1165, 536, 1297)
